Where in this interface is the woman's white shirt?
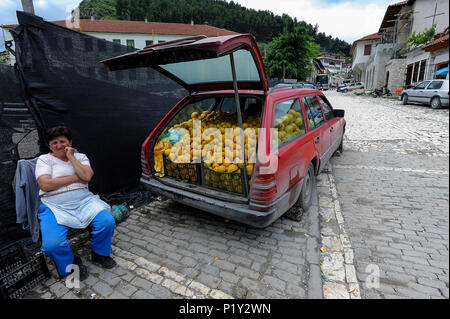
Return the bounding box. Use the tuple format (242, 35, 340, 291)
(35, 153, 90, 196)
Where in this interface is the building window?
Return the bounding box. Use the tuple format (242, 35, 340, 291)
(146, 40, 153, 46)
(126, 39, 135, 48)
(364, 44, 371, 56)
(406, 64, 413, 86)
(412, 61, 420, 83)
(418, 60, 426, 81)
(112, 39, 121, 44)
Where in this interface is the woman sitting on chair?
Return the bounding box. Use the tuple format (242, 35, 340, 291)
(36, 126, 116, 281)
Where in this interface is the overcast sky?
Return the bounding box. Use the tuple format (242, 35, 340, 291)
(1, 0, 394, 44)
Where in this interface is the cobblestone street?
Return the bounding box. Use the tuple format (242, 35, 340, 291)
(23, 91, 448, 300)
(321, 91, 449, 299)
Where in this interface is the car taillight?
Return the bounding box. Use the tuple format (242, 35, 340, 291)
(249, 170, 277, 211)
(141, 147, 151, 179)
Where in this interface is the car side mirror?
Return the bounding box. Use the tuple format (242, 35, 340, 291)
(333, 109, 344, 117)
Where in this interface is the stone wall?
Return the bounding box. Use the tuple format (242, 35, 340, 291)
(385, 59, 407, 95)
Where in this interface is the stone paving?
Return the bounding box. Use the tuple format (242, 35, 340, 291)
(323, 91, 449, 299)
(24, 193, 322, 299)
(20, 90, 449, 299)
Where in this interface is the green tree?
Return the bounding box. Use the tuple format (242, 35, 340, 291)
(264, 20, 319, 80)
(79, 0, 116, 20)
(406, 24, 436, 49)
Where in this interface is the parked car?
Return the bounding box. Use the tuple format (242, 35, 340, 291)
(102, 34, 346, 228)
(400, 79, 449, 109)
(271, 82, 315, 91)
(337, 82, 365, 92)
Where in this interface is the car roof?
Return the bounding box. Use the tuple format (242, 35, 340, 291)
(268, 88, 320, 97)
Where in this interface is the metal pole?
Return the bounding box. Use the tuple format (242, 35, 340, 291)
(21, 0, 35, 14)
(229, 53, 249, 196)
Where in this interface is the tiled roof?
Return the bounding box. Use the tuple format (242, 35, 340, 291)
(3, 19, 238, 37)
(354, 33, 381, 42)
(423, 28, 449, 52)
(350, 33, 380, 55)
(379, 0, 415, 31)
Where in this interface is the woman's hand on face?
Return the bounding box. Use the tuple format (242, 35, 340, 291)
(64, 146, 75, 159)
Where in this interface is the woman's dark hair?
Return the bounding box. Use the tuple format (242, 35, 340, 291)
(45, 126, 72, 144)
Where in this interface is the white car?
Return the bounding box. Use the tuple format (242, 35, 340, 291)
(337, 82, 365, 93)
(400, 79, 449, 109)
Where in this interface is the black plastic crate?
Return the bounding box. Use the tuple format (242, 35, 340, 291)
(163, 153, 201, 184)
(0, 242, 28, 279)
(0, 241, 50, 299)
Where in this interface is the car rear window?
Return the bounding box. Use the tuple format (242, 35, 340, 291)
(427, 81, 444, 90)
(273, 98, 306, 149)
(159, 49, 260, 85)
(303, 96, 325, 129)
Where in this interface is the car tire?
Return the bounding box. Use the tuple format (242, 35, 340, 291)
(430, 96, 442, 109)
(333, 132, 344, 156)
(343, 89, 348, 93)
(401, 94, 408, 105)
(296, 163, 315, 212)
(338, 133, 344, 153)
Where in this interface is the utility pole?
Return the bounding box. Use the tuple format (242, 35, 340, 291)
(21, 0, 35, 14)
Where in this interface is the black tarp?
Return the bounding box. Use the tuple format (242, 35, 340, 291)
(0, 63, 38, 246)
(9, 11, 186, 195)
(0, 11, 187, 245)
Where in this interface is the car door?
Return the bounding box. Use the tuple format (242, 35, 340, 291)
(317, 95, 341, 154)
(425, 80, 444, 103)
(302, 95, 329, 173)
(272, 97, 309, 194)
(410, 81, 431, 103)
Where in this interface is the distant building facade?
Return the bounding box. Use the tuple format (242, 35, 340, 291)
(309, 52, 351, 85)
(351, 0, 449, 94)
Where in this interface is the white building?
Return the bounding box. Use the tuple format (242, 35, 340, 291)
(316, 53, 346, 74)
(2, 18, 238, 65)
(309, 53, 352, 85)
(368, 0, 448, 94)
(350, 32, 381, 86)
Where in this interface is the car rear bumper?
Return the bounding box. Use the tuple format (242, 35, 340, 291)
(140, 176, 299, 228)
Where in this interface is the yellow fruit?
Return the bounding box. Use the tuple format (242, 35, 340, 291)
(247, 164, 254, 177)
(164, 148, 171, 156)
(228, 164, 238, 173)
(191, 112, 199, 119)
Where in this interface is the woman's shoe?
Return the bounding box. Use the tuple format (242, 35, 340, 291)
(58, 255, 88, 281)
(91, 251, 117, 269)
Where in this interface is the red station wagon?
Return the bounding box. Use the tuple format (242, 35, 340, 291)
(102, 34, 346, 228)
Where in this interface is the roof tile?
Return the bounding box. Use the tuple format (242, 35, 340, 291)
(4, 19, 238, 37)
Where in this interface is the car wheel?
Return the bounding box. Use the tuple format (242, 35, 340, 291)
(338, 133, 344, 153)
(343, 89, 348, 93)
(333, 133, 344, 156)
(430, 97, 442, 109)
(401, 94, 408, 105)
(296, 163, 315, 211)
